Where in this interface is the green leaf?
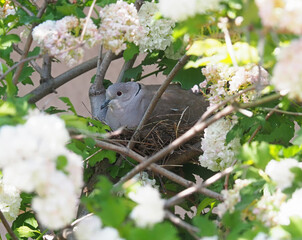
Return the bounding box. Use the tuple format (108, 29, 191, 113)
(124, 65, 143, 81)
(128, 222, 180, 240)
(19, 65, 34, 85)
(196, 198, 216, 215)
(0, 34, 20, 50)
(56, 155, 68, 172)
(281, 217, 302, 238)
(56, 5, 85, 18)
(186, 39, 223, 56)
(193, 215, 218, 237)
(292, 127, 302, 145)
(89, 149, 116, 166)
(15, 226, 38, 238)
(59, 97, 77, 114)
(240, 142, 272, 169)
(123, 42, 139, 62)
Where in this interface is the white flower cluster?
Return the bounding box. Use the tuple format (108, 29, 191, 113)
(158, 0, 221, 22)
(138, 2, 175, 52)
(265, 158, 302, 190)
(255, 0, 302, 34)
(99, 0, 144, 55)
(199, 118, 241, 172)
(32, 16, 101, 66)
(252, 188, 287, 227)
(129, 185, 165, 228)
(201, 64, 269, 106)
(0, 1, 15, 18)
(0, 180, 21, 222)
(216, 179, 251, 217)
(272, 38, 302, 101)
(0, 110, 83, 230)
(75, 215, 123, 240)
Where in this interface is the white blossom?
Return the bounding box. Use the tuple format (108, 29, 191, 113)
(199, 118, 241, 172)
(255, 0, 302, 34)
(278, 188, 302, 225)
(272, 38, 302, 101)
(0, 110, 83, 230)
(201, 236, 219, 240)
(99, 0, 144, 55)
(129, 185, 165, 227)
(138, 2, 175, 52)
(216, 179, 251, 217)
(75, 215, 123, 240)
(32, 16, 101, 66)
(0, 180, 21, 222)
(158, 0, 221, 22)
(265, 158, 301, 190)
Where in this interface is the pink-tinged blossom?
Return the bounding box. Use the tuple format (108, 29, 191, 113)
(256, 0, 302, 34)
(99, 0, 144, 55)
(32, 16, 101, 66)
(202, 64, 269, 106)
(272, 38, 302, 101)
(0, 1, 15, 18)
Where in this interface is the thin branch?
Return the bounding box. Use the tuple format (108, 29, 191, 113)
(117, 105, 236, 186)
(12, 0, 48, 85)
(80, 0, 96, 42)
(0, 210, 18, 240)
(239, 93, 281, 109)
(116, 54, 137, 83)
(263, 107, 302, 116)
(138, 67, 167, 81)
(0, 54, 43, 81)
(93, 139, 223, 200)
(248, 105, 278, 143)
(41, 53, 52, 83)
(12, 44, 43, 75)
(165, 211, 200, 240)
(165, 167, 234, 208)
(11, 0, 34, 16)
(128, 54, 190, 149)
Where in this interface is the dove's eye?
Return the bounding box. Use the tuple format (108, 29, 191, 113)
(117, 91, 122, 96)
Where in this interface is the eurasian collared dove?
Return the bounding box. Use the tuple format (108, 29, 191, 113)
(96, 82, 208, 130)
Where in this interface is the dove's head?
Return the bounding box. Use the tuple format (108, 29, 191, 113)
(101, 82, 142, 110)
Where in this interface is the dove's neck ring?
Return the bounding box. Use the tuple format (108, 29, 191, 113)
(135, 83, 141, 96)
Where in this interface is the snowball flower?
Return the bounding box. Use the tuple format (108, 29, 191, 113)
(216, 179, 251, 217)
(138, 2, 175, 52)
(0, 180, 21, 222)
(99, 0, 144, 54)
(199, 118, 241, 171)
(278, 188, 302, 225)
(255, 0, 302, 34)
(0, 110, 83, 230)
(129, 185, 165, 227)
(32, 16, 101, 66)
(265, 158, 301, 190)
(75, 215, 123, 240)
(272, 38, 302, 101)
(158, 0, 221, 21)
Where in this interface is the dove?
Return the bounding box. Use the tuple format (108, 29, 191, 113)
(95, 82, 208, 130)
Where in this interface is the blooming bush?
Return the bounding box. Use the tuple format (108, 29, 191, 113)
(1, 0, 302, 239)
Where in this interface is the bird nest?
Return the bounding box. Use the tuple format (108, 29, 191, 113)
(113, 116, 203, 167)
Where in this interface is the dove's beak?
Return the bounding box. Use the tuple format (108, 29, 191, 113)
(101, 99, 111, 109)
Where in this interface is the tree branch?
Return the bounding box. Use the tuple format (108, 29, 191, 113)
(12, 0, 48, 85)
(116, 54, 137, 83)
(0, 210, 18, 240)
(93, 139, 222, 200)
